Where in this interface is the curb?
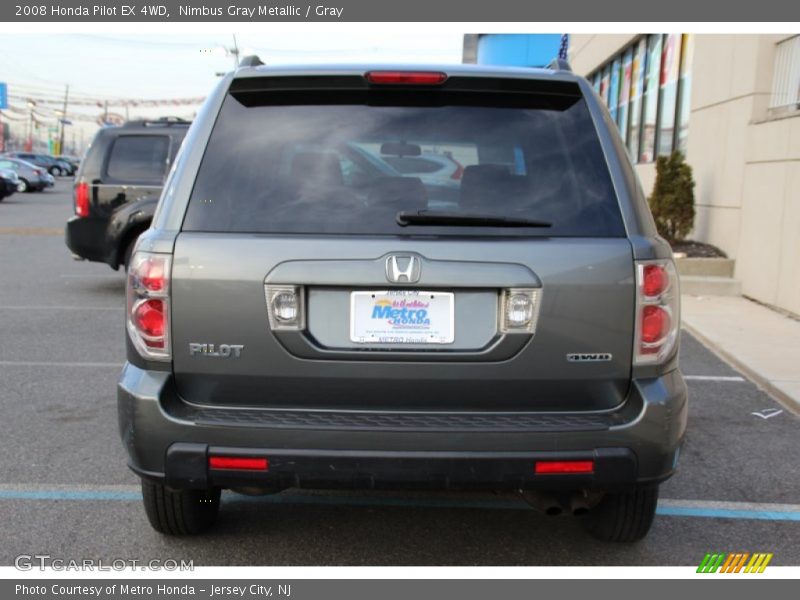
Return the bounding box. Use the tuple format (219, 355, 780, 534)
(681, 322, 800, 415)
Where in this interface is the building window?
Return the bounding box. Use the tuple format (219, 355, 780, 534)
(617, 48, 633, 144)
(600, 64, 611, 106)
(588, 34, 694, 164)
(608, 56, 621, 123)
(769, 35, 800, 112)
(640, 34, 663, 163)
(676, 34, 694, 153)
(627, 38, 647, 159)
(656, 34, 681, 157)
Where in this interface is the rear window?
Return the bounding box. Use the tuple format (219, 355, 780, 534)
(106, 135, 169, 182)
(183, 83, 624, 237)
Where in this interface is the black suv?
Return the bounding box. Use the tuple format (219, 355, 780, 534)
(66, 119, 190, 270)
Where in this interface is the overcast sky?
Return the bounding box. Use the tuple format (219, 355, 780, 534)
(0, 32, 464, 149)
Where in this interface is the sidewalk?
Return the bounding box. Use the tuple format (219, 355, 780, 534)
(681, 294, 800, 414)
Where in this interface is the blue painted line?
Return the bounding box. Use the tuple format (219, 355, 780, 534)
(1, 490, 799, 522)
(0, 491, 141, 501)
(656, 506, 800, 522)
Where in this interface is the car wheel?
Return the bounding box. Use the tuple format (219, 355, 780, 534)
(581, 485, 659, 543)
(51, 166, 62, 177)
(141, 479, 221, 535)
(18, 179, 29, 193)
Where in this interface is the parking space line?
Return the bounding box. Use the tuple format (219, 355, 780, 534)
(0, 485, 798, 521)
(0, 227, 63, 236)
(59, 274, 123, 279)
(0, 361, 123, 368)
(683, 375, 746, 382)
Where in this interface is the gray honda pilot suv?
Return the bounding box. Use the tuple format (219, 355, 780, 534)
(118, 60, 687, 543)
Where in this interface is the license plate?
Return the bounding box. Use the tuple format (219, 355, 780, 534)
(350, 290, 454, 344)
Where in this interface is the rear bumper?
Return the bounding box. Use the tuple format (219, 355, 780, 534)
(118, 365, 688, 491)
(65, 216, 109, 264)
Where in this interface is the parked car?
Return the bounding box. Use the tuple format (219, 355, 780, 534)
(5, 152, 73, 176)
(55, 155, 81, 175)
(119, 62, 687, 542)
(0, 157, 50, 192)
(65, 118, 190, 270)
(0, 168, 19, 200)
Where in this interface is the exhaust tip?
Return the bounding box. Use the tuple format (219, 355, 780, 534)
(572, 507, 589, 517)
(545, 506, 563, 516)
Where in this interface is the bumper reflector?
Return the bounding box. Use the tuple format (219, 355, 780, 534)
(535, 460, 594, 475)
(208, 456, 269, 471)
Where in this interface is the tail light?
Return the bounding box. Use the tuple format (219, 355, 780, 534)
(449, 159, 465, 181)
(127, 252, 171, 361)
(74, 181, 89, 217)
(634, 260, 679, 364)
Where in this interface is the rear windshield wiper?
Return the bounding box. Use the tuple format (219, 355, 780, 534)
(396, 210, 552, 228)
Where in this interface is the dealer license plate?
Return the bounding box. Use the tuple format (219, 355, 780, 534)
(350, 290, 455, 344)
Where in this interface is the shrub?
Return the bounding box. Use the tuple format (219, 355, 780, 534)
(648, 151, 696, 243)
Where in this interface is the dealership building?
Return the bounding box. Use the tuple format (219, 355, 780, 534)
(464, 34, 800, 317)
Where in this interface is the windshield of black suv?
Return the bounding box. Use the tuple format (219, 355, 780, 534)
(183, 78, 625, 237)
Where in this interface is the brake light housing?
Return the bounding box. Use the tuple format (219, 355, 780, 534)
(127, 252, 172, 361)
(74, 181, 89, 217)
(634, 260, 679, 364)
(365, 71, 448, 85)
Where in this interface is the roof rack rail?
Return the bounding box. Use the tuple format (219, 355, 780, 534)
(122, 117, 192, 128)
(239, 55, 265, 68)
(547, 58, 572, 72)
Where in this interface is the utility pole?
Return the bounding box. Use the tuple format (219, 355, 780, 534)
(58, 84, 69, 155)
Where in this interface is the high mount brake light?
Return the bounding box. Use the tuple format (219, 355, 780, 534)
(634, 260, 680, 365)
(127, 252, 171, 361)
(365, 71, 448, 85)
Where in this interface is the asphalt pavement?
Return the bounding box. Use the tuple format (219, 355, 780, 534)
(0, 181, 798, 566)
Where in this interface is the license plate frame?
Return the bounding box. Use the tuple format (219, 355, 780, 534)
(349, 290, 455, 345)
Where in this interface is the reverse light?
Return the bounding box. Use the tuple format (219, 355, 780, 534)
(634, 260, 680, 365)
(535, 460, 594, 475)
(499, 288, 541, 334)
(209, 456, 269, 471)
(127, 252, 172, 360)
(74, 181, 89, 217)
(365, 71, 448, 85)
(265, 285, 305, 331)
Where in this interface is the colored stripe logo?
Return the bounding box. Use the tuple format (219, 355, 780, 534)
(697, 552, 773, 573)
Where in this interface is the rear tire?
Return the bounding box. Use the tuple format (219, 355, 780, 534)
(141, 480, 221, 535)
(18, 179, 29, 193)
(581, 485, 658, 543)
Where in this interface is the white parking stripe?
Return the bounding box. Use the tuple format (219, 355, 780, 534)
(683, 375, 745, 382)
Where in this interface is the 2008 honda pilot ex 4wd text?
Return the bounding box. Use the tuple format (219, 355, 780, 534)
(118, 62, 687, 542)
